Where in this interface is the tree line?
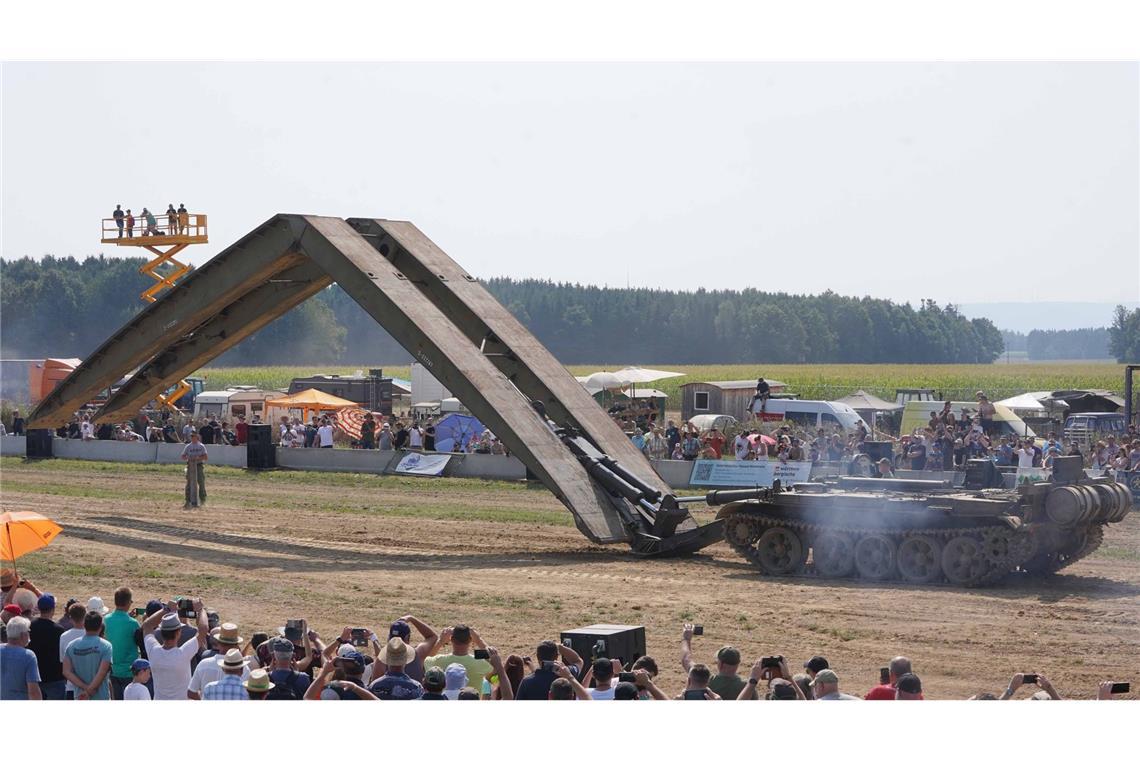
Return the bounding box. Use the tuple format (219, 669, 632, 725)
(1001, 327, 1112, 360)
(2, 254, 1019, 366)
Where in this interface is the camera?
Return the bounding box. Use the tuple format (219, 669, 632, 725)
(692, 625, 704, 636)
(177, 598, 196, 619)
(880, 667, 890, 684)
(1022, 674, 1038, 685)
(351, 628, 369, 647)
(284, 619, 305, 642)
(760, 656, 781, 669)
(473, 649, 490, 660)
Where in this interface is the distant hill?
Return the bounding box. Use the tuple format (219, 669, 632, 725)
(958, 302, 1139, 333)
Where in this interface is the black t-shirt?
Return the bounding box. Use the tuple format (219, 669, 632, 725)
(908, 443, 926, 470)
(394, 429, 409, 449)
(198, 424, 215, 444)
(424, 427, 436, 451)
(163, 425, 179, 443)
(29, 617, 64, 682)
(113, 209, 124, 220)
(515, 664, 579, 700)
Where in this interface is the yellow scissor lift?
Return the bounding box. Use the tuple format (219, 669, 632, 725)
(101, 208, 208, 411)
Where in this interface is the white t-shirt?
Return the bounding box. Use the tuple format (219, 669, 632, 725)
(144, 633, 200, 700)
(409, 427, 423, 448)
(1017, 449, 1036, 468)
(733, 435, 750, 460)
(188, 653, 252, 696)
(317, 425, 335, 447)
(588, 685, 616, 700)
(124, 681, 151, 700)
(59, 627, 85, 694)
(81, 422, 95, 439)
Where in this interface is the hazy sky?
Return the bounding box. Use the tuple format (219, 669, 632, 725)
(3, 62, 1137, 307)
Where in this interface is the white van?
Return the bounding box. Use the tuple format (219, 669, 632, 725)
(747, 398, 864, 432)
(193, 387, 284, 422)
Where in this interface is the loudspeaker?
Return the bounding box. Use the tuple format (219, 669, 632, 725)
(246, 424, 276, 469)
(560, 624, 646, 672)
(25, 428, 53, 459)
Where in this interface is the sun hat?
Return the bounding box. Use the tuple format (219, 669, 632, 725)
(222, 648, 245, 668)
(0, 568, 14, 588)
(243, 668, 275, 692)
(444, 662, 468, 690)
(216, 622, 244, 646)
(86, 596, 109, 616)
(159, 613, 182, 632)
(379, 636, 412, 667)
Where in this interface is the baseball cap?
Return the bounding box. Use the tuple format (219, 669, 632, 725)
(37, 593, 57, 611)
(336, 649, 365, 667)
(716, 646, 741, 666)
(336, 643, 357, 658)
(804, 656, 829, 673)
(270, 637, 295, 655)
(131, 658, 151, 673)
(423, 667, 447, 690)
(3, 603, 20, 616)
(810, 669, 839, 686)
(389, 620, 412, 640)
(145, 600, 165, 616)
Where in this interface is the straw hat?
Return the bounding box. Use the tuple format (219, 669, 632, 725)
(243, 668, 275, 692)
(378, 636, 412, 667)
(215, 622, 244, 646)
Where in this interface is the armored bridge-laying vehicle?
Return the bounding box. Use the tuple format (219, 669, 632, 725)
(710, 457, 1132, 587)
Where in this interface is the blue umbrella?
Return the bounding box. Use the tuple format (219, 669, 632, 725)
(433, 413, 486, 453)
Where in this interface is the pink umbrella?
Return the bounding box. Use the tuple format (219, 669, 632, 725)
(749, 433, 777, 446)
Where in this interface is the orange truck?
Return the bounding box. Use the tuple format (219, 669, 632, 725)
(28, 358, 82, 407)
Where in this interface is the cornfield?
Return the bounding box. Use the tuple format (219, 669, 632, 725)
(201, 362, 1127, 414)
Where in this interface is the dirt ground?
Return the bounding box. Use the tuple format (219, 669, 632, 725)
(2, 457, 1137, 699)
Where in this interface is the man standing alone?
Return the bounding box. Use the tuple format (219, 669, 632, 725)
(181, 430, 208, 508)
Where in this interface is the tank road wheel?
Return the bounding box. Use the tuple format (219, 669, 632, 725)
(896, 535, 944, 584)
(811, 531, 855, 578)
(754, 527, 805, 575)
(725, 515, 761, 549)
(941, 535, 989, 585)
(854, 534, 897, 581)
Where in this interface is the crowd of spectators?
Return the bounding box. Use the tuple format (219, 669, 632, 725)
(0, 574, 1129, 701)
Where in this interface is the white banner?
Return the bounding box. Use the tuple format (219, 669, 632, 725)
(689, 459, 813, 488)
(394, 451, 451, 477)
(1015, 466, 1049, 485)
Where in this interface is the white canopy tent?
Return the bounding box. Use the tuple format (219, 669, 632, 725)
(997, 392, 1069, 414)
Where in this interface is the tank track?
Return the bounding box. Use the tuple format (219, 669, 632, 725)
(722, 513, 1101, 588)
(1022, 523, 1105, 576)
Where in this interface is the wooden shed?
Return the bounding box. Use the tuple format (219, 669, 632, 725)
(680, 379, 786, 422)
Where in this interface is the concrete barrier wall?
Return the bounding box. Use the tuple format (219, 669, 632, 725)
(1, 436, 27, 457)
(3, 436, 1002, 491)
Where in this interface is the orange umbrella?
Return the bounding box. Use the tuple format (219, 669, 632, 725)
(1, 512, 63, 569)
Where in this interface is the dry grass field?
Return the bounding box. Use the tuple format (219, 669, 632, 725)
(2, 456, 1137, 699)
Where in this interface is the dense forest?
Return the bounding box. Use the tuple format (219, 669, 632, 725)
(11, 254, 1134, 366)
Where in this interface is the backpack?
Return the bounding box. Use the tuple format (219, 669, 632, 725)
(265, 670, 303, 700)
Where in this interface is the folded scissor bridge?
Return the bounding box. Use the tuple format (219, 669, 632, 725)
(28, 215, 723, 556)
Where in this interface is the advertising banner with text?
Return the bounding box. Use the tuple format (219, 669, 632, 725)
(689, 459, 813, 488)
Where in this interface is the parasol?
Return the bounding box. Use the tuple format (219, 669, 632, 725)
(2, 511, 63, 574)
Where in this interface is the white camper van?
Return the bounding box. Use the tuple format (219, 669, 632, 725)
(747, 397, 865, 432)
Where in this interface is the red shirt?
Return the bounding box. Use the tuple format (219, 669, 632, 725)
(864, 685, 896, 700)
(235, 421, 248, 444)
